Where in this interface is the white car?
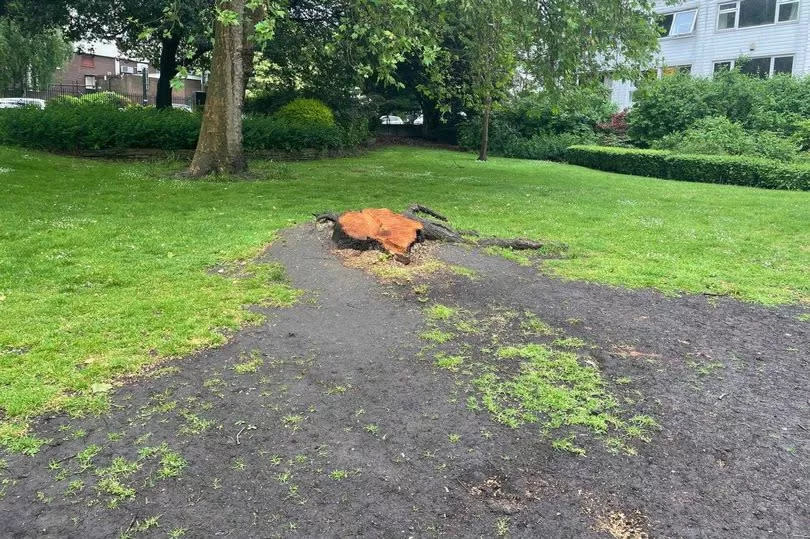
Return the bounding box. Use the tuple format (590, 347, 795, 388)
(413, 114, 424, 126)
(0, 98, 46, 109)
(379, 115, 404, 125)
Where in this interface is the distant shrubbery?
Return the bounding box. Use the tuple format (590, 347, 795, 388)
(458, 87, 614, 160)
(49, 92, 134, 109)
(273, 98, 335, 127)
(566, 145, 810, 191)
(652, 116, 801, 162)
(0, 99, 369, 152)
(628, 70, 810, 146)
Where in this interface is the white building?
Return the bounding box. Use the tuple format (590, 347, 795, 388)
(609, 0, 807, 108)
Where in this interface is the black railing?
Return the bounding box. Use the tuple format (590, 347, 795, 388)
(1, 84, 192, 107)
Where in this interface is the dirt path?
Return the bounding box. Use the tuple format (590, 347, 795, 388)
(1, 225, 808, 538)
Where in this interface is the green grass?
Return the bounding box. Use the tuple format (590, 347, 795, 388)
(1, 145, 808, 450)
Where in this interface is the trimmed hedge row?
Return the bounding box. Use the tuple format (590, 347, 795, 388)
(565, 145, 810, 191)
(0, 105, 369, 152)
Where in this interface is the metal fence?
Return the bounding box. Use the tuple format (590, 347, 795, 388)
(1, 83, 192, 107)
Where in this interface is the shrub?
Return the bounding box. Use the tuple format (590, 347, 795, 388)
(0, 106, 365, 152)
(78, 91, 133, 108)
(653, 116, 800, 161)
(243, 88, 298, 116)
(628, 70, 810, 145)
(47, 95, 80, 107)
(457, 87, 613, 160)
(565, 145, 810, 191)
(273, 98, 335, 127)
(458, 119, 596, 161)
(627, 74, 713, 145)
(596, 110, 630, 146)
(499, 87, 616, 137)
(792, 120, 810, 151)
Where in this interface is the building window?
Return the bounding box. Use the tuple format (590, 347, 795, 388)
(739, 57, 773, 77)
(84, 75, 96, 89)
(663, 65, 693, 76)
(714, 56, 794, 77)
(80, 56, 95, 68)
(778, 0, 800, 20)
(714, 61, 733, 73)
(659, 9, 698, 36)
(773, 55, 795, 74)
(717, 0, 799, 30)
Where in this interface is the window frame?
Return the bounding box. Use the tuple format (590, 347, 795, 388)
(716, 0, 800, 31)
(84, 75, 96, 89)
(713, 55, 795, 76)
(660, 8, 700, 37)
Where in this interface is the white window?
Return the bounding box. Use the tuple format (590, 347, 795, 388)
(713, 55, 794, 76)
(717, 0, 799, 30)
(84, 75, 96, 89)
(660, 9, 699, 36)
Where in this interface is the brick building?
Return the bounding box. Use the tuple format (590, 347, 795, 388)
(53, 41, 204, 105)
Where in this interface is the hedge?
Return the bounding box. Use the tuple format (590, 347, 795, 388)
(565, 145, 810, 191)
(0, 105, 369, 152)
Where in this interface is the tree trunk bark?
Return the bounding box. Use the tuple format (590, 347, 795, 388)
(155, 35, 180, 110)
(420, 98, 441, 139)
(478, 95, 492, 162)
(187, 0, 249, 177)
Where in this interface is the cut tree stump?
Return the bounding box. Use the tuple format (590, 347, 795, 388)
(328, 208, 424, 261)
(316, 204, 544, 263)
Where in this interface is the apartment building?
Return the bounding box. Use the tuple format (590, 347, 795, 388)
(608, 0, 808, 108)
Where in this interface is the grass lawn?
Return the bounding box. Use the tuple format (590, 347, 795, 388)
(1, 145, 808, 451)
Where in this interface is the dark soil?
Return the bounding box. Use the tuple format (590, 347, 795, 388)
(1, 225, 808, 538)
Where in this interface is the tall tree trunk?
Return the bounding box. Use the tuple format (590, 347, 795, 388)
(478, 95, 492, 162)
(156, 35, 180, 110)
(420, 98, 441, 140)
(187, 0, 248, 177)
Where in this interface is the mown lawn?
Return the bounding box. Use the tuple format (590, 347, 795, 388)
(1, 145, 808, 451)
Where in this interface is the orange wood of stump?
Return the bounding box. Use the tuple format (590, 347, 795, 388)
(338, 208, 424, 256)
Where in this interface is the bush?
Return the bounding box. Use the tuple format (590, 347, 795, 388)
(48, 95, 81, 107)
(0, 106, 365, 152)
(243, 88, 299, 116)
(498, 87, 616, 137)
(653, 116, 800, 161)
(458, 118, 596, 161)
(565, 145, 810, 191)
(457, 87, 613, 160)
(628, 70, 810, 145)
(273, 98, 335, 127)
(596, 110, 631, 146)
(792, 120, 810, 151)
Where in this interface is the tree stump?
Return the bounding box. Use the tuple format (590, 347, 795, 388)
(316, 204, 544, 263)
(328, 208, 424, 262)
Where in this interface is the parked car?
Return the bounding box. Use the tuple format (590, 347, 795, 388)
(413, 114, 424, 126)
(0, 98, 46, 109)
(379, 115, 404, 125)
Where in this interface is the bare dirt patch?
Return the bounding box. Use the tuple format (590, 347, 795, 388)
(0, 224, 807, 537)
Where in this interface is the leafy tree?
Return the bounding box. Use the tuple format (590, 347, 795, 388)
(189, 0, 436, 176)
(421, 0, 661, 160)
(0, 17, 72, 95)
(453, 0, 520, 161)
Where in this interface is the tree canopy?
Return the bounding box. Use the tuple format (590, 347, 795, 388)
(0, 17, 72, 95)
